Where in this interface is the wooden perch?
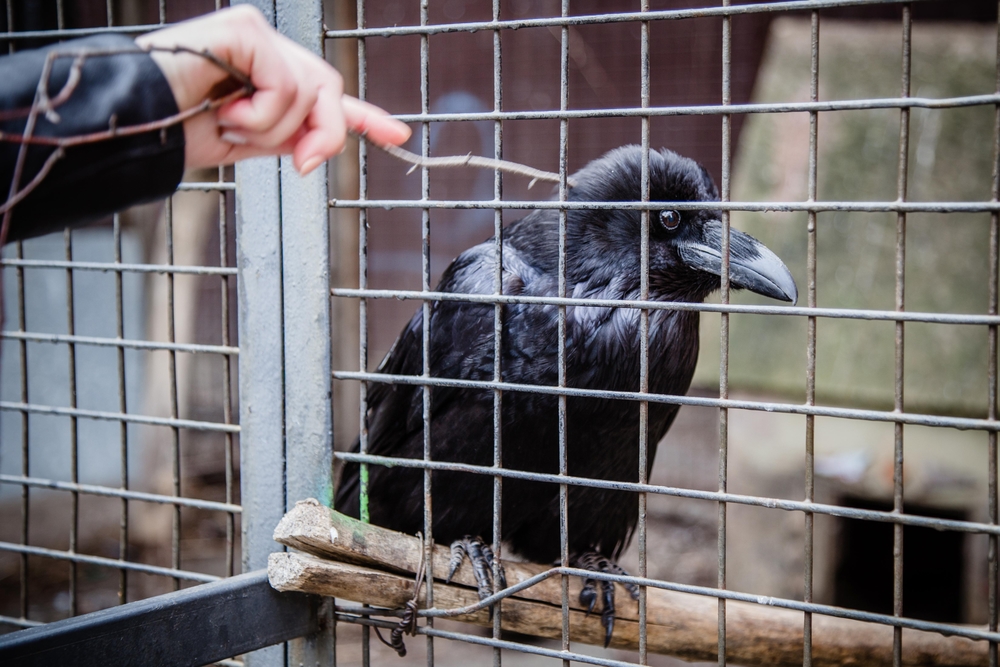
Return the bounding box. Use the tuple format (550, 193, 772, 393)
(268, 499, 987, 667)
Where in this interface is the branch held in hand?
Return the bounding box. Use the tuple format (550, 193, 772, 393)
(358, 131, 578, 190)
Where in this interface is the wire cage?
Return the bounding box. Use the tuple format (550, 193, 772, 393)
(327, 0, 999, 665)
(0, 0, 998, 666)
(0, 0, 241, 646)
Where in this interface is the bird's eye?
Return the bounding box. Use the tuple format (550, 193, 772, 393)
(659, 210, 681, 231)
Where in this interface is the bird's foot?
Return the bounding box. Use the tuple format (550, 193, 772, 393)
(446, 536, 508, 618)
(573, 552, 640, 648)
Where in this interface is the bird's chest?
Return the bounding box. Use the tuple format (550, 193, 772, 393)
(566, 306, 699, 397)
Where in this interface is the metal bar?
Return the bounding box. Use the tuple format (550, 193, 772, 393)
(334, 450, 1000, 535)
(491, 0, 504, 660)
(0, 474, 242, 513)
(0, 571, 319, 667)
(219, 166, 236, 579)
(323, 0, 946, 38)
(991, 8, 1000, 667)
(64, 227, 79, 616)
(0, 616, 43, 630)
(176, 181, 237, 191)
(418, 2, 435, 664)
(377, 93, 1000, 122)
(228, 0, 288, 658)
(332, 371, 1000, 432)
(718, 2, 732, 663)
(0, 542, 220, 583)
(893, 9, 912, 666)
(16, 239, 28, 624)
(275, 0, 335, 663)
(114, 213, 130, 607)
(332, 287, 1000, 325)
(0, 24, 160, 41)
(638, 1, 651, 662)
(165, 195, 182, 593)
(557, 2, 571, 663)
(356, 1, 372, 664)
(0, 258, 238, 275)
(0, 331, 238, 356)
(803, 11, 820, 667)
(0, 402, 241, 432)
(330, 198, 1000, 214)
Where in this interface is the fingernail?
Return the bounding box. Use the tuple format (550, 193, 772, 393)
(220, 131, 248, 145)
(217, 118, 239, 129)
(300, 156, 323, 175)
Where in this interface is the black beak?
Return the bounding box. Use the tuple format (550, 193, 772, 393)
(676, 220, 798, 304)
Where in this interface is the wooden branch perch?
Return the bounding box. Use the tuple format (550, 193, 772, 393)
(268, 499, 987, 666)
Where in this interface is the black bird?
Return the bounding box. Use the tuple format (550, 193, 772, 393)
(336, 145, 797, 645)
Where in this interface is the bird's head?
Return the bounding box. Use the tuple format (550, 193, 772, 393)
(566, 146, 798, 305)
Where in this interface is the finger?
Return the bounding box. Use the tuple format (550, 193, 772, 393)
(216, 35, 301, 134)
(293, 83, 347, 174)
(342, 95, 411, 147)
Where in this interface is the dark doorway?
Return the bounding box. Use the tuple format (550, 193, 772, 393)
(833, 497, 966, 623)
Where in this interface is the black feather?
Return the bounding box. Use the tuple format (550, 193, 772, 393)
(336, 146, 770, 563)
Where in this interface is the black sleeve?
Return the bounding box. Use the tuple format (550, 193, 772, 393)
(0, 33, 186, 243)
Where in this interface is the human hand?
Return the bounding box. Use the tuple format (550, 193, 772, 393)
(136, 5, 410, 174)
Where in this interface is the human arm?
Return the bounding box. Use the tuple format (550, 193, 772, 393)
(1, 6, 410, 243)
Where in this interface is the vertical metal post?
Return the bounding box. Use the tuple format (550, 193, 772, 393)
(355, 1, 372, 664)
(233, 3, 285, 667)
(234, 0, 335, 664)
(275, 0, 334, 555)
(276, 0, 336, 663)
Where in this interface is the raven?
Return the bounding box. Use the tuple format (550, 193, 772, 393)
(336, 145, 797, 644)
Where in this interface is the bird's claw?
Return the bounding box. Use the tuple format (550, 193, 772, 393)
(574, 552, 639, 648)
(447, 536, 507, 620)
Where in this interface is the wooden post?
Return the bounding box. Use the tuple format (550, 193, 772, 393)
(269, 499, 988, 667)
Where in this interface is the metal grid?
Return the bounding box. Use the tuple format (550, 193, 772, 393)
(0, 0, 240, 633)
(328, 1, 1000, 666)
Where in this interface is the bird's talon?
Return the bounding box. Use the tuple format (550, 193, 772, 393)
(580, 584, 597, 616)
(574, 551, 632, 647)
(601, 608, 615, 648)
(448, 536, 506, 619)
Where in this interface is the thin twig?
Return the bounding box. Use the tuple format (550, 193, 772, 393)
(360, 132, 577, 189)
(0, 86, 249, 148)
(0, 46, 54, 248)
(0, 147, 64, 217)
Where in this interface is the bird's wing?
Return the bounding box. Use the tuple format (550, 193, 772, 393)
(363, 240, 539, 454)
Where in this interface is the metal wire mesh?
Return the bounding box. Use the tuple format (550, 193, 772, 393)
(329, 1, 1000, 666)
(0, 0, 240, 635)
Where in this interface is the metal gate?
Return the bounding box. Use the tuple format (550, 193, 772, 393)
(2, 0, 999, 666)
